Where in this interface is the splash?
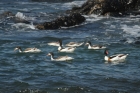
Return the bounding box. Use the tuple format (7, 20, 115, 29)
(12, 22, 35, 30)
(15, 12, 35, 21)
(121, 25, 140, 37)
(15, 12, 26, 20)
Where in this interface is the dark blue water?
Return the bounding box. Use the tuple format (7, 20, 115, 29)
(0, 0, 140, 93)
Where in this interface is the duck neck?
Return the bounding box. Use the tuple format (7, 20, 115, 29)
(58, 45, 63, 51)
(104, 55, 108, 60)
(88, 44, 92, 49)
(18, 48, 23, 53)
(50, 55, 54, 60)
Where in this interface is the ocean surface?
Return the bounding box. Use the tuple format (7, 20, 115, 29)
(0, 0, 140, 93)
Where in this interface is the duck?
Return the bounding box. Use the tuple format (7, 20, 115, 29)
(104, 50, 128, 62)
(14, 46, 41, 53)
(47, 52, 74, 61)
(85, 41, 106, 49)
(57, 40, 76, 53)
(65, 42, 84, 47)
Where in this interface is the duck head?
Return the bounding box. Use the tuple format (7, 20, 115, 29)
(14, 46, 22, 52)
(104, 49, 109, 56)
(47, 52, 54, 56)
(58, 39, 62, 46)
(85, 41, 92, 46)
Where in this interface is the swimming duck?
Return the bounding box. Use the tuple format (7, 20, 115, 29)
(14, 46, 41, 53)
(85, 41, 106, 49)
(47, 52, 74, 61)
(57, 40, 76, 52)
(65, 42, 84, 47)
(104, 50, 128, 62)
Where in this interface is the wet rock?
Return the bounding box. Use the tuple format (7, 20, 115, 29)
(0, 11, 31, 24)
(67, 0, 140, 16)
(36, 13, 85, 30)
(0, 11, 14, 17)
(31, 0, 75, 3)
(0, 11, 14, 20)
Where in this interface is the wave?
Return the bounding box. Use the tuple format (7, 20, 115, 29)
(12, 22, 35, 30)
(15, 12, 35, 21)
(62, 0, 86, 9)
(121, 25, 140, 37)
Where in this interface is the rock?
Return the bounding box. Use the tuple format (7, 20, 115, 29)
(0, 11, 14, 17)
(31, 0, 75, 3)
(67, 0, 140, 16)
(0, 11, 14, 20)
(36, 13, 85, 30)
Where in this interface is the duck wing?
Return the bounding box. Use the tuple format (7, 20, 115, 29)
(118, 54, 127, 57)
(109, 54, 126, 59)
(24, 48, 33, 51)
(56, 56, 70, 61)
(109, 55, 117, 59)
(68, 42, 76, 45)
(67, 47, 75, 50)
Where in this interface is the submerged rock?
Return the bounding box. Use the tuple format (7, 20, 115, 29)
(36, 13, 85, 30)
(0, 11, 31, 24)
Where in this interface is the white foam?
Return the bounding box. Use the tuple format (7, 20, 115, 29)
(15, 12, 26, 20)
(12, 23, 35, 30)
(62, 1, 86, 9)
(15, 12, 35, 21)
(121, 25, 140, 37)
(85, 14, 105, 22)
(121, 24, 140, 43)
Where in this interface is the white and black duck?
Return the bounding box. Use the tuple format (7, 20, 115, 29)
(57, 40, 76, 52)
(85, 41, 106, 49)
(104, 50, 128, 62)
(47, 52, 74, 61)
(14, 46, 41, 53)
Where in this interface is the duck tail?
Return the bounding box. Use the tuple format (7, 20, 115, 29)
(126, 54, 129, 56)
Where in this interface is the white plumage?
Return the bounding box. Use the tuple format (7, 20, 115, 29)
(47, 41, 59, 46)
(14, 46, 41, 53)
(65, 42, 84, 47)
(47, 52, 74, 61)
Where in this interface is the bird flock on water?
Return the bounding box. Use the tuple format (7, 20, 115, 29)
(14, 39, 128, 62)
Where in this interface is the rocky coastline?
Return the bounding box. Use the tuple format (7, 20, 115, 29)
(0, 0, 140, 30)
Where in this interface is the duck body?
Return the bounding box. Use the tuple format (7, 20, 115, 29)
(85, 41, 106, 49)
(58, 46, 76, 53)
(58, 40, 76, 53)
(14, 46, 41, 53)
(47, 52, 74, 61)
(65, 42, 84, 47)
(104, 50, 128, 62)
(47, 42, 59, 46)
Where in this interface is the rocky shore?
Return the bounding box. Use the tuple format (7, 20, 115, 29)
(36, 13, 85, 30)
(67, 0, 140, 16)
(0, 0, 140, 30)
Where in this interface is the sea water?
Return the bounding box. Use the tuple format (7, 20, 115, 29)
(0, 0, 140, 93)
